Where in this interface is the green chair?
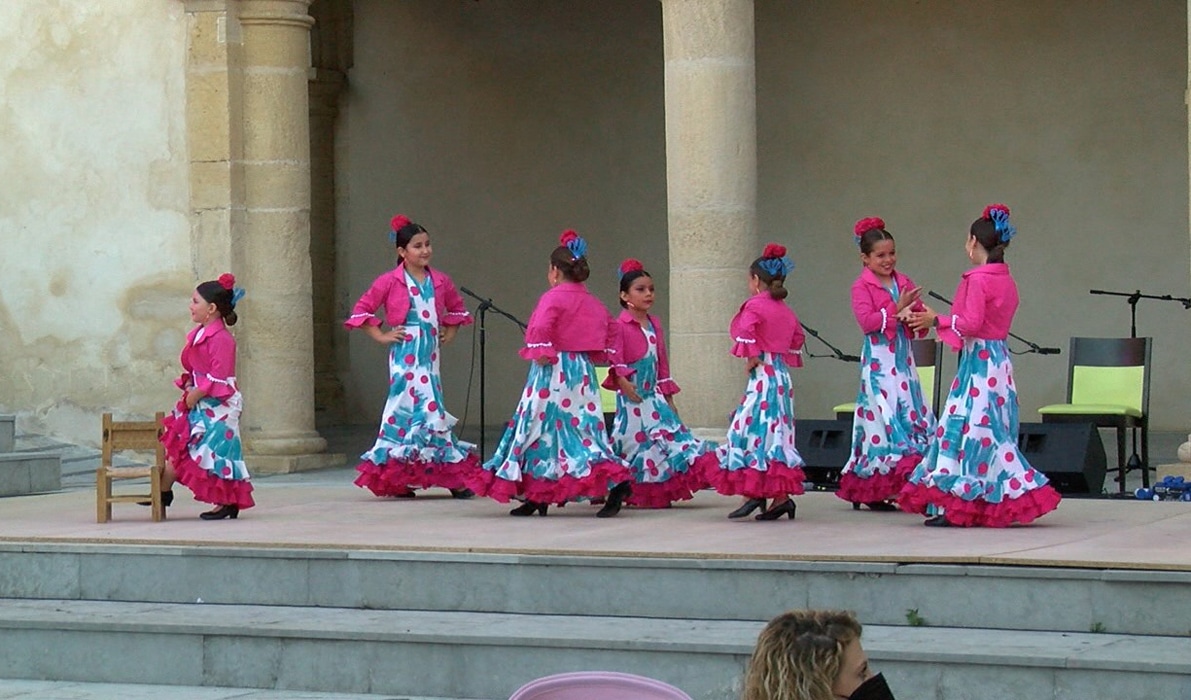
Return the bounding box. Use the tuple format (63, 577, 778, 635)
(834, 339, 942, 420)
(594, 366, 619, 437)
(1037, 337, 1152, 493)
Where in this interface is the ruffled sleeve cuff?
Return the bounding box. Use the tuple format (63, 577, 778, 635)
(174, 372, 191, 391)
(784, 349, 804, 368)
(193, 373, 237, 400)
(344, 312, 382, 330)
(656, 376, 681, 396)
(730, 336, 761, 358)
(518, 340, 558, 362)
(937, 314, 963, 350)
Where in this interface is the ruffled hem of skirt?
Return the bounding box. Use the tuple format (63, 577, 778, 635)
(162, 405, 255, 509)
(696, 452, 806, 499)
(896, 482, 1062, 527)
(353, 452, 480, 496)
(465, 460, 633, 505)
(625, 473, 700, 508)
(836, 454, 920, 504)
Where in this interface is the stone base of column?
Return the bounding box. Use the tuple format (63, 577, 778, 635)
(244, 432, 341, 474)
(248, 452, 346, 475)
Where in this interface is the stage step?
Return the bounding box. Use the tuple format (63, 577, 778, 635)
(0, 415, 14, 453)
(0, 598, 1186, 700)
(2, 543, 1189, 638)
(0, 452, 61, 497)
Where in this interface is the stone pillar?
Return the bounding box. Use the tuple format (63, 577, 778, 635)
(660, 0, 759, 431)
(309, 68, 347, 422)
(234, 0, 334, 471)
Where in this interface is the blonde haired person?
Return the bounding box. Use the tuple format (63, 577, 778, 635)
(743, 610, 895, 700)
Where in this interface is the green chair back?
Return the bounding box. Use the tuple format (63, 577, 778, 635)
(594, 366, 619, 415)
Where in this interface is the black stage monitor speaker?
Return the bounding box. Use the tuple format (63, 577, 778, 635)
(1017, 422, 1106, 495)
(796, 419, 853, 489)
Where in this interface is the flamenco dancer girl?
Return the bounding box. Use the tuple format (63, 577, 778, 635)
(899, 204, 1062, 526)
(602, 258, 712, 513)
(836, 217, 936, 511)
(694, 244, 807, 521)
(159, 273, 253, 520)
(466, 230, 632, 516)
(344, 214, 478, 499)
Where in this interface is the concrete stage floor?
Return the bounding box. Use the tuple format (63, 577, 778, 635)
(2, 466, 1189, 571)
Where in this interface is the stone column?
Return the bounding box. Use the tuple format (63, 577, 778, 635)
(235, 0, 334, 471)
(660, 0, 759, 431)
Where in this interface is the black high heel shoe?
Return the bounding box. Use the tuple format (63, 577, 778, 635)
(596, 481, 632, 518)
(199, 504, 239, 520)
(509, 501, 548, 517)
(923, 514, 951, 527)
(138, 490, 174, 508)
(450, 488, 475, 499)
(755, 499, 796, 521)
(728, 498, 766, 519)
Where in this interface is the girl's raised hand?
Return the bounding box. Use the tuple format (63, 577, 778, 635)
(896, 285, 922, 312)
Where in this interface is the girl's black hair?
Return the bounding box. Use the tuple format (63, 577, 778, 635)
(749, 259, 789, 300)
(618, 268, 651, 308)
(196, 280, 239, 326)
(970, 217, 1008, 263)
(550, 245, 591, 283)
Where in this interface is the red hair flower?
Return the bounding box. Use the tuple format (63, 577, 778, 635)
(559, 229, 579, 246)
(618, 258, 645, 280)
(762, 243, 787, 259)
(982, 203, 1010, 220)
(619, 258, 644, 275)
(390, 214, 411, 232)
(853, 217, 885, 238)
(218, 273, 235, 290)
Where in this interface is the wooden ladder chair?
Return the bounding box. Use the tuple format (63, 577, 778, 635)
(97, 412, 167, 522)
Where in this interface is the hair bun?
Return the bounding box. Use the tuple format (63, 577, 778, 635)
(218, 273, 235, 290)
(762, 243, 787, 259)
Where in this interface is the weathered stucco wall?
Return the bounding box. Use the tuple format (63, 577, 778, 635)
(340, 0, 1190, 436)
(0, 0, 191, 444)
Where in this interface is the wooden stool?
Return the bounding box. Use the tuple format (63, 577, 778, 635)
(96, 412, 166, 522)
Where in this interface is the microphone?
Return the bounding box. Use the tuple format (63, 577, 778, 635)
(1035, 347, 1062, 355)
(839, 353, 863, 362)
(927, 290, 951, 305)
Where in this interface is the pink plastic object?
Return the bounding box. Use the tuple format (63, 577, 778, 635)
(509, 671, 694, 700)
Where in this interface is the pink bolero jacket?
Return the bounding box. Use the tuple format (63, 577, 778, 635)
(730, 294, 805, 368)
(851, 267, 927, 340)
(344, 263, 472, 330)
(520, 282, 614, 363)
(601, 310, 680, 396)
(936, 263, 1019, 350)
(176, 319, 237, 400)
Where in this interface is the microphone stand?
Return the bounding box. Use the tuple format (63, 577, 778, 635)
(800, 322, 862, 363)
(1088, 288, 1191, 338)
(927, 291, 1061, 355)
(459, 286, 526, 460)
(1087, 288, 1188, 486)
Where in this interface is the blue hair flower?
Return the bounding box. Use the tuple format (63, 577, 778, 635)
(559, 229, 587, 259)
(759, 257, 794, 278)
(990, 208, 1016, 243)
(232, 287, 246, 305)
